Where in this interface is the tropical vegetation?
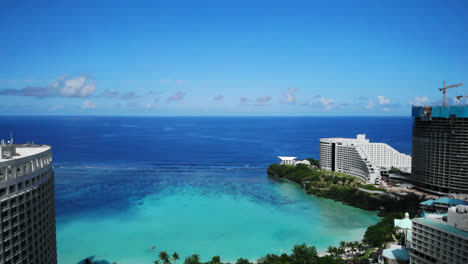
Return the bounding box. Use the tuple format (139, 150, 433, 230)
(267, 161, 423, 216)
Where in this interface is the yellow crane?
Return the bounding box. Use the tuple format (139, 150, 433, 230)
(439, 81, 463, 106)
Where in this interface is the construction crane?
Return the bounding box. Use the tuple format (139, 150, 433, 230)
(456, 95, 468, 102)
(439, 81, 463, 106)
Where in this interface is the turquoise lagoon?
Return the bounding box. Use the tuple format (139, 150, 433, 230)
(55, 164, 380, 264)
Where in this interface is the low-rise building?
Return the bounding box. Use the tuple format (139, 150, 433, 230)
(420, 197, 468, 215)
(277, 156, 311, 166)
(278, 156, 297, 165)
(395, 212, 413, 234)
(381, 245, 410, 264)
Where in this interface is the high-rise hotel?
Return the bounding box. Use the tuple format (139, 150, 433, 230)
(0, 141, 56, 264)
(411, 106, 468, 199)
(319, 134, 412, 183)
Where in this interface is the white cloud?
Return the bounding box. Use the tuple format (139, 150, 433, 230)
(240, 97, 250, 106)
(51, 104, 64, 111)
(377, 96, 390, 105)
(59, 76, 96, 97)
(167, 91, 185, 102)
(256, 96, 272, 105)
(145, 103, 157, 110)
(175, 80, 186, 85)
(281, 87, 296, 104)
(213, 95, 224, 101)
(0, 75, 97, 98)
(409, 96, 430, 106)
(320, 97, 335, 110)
(365, 101, 376, 109)
(82, 100, 97, 109)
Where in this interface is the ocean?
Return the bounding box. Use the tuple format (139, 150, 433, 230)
(0, 116, 412, 264)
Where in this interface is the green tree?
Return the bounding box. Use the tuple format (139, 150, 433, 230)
(339, 241, 346, 249)
(159, 251, 170, 264)
(235, 258, 252, 264)
(363, 212, 403, 247)
(184, 254, 201, 264)
(172, 252, 180, 264)
(84, 259, 92, 264)
(290, 244, 318, 264)
(211, 256, 221, 264)
(260, 253, 291, 264)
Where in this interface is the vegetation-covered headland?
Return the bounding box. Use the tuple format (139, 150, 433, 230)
(267, 161, 422, 216)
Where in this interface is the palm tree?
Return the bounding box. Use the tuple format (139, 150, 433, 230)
(211, 256, 221, 264)
(159, 251, 170, 264)
(339, 240, 346, 249)
(171, 252, 180, 264)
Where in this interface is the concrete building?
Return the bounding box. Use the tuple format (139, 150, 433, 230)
(395, 212, 413, 234)
(319, 134, 411, 183)
(0, 142, 56, 264)
(420, 197, 468, 214)
(278, 156, 297, 165)
(411, 106, 468, 198)
(277, 157, 311, 166)
(381, 244, 410, 264)
(410, 205, 468, 264)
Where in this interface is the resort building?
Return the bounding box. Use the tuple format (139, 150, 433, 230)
(410, 205, 468, 264)
(394, 213, 413, 249)
(395, 213, 413, 234)
(277, 157, 311, 166)
(0, 142, 57, 264)
(411, 106, 468, 198)
(319, 134, 411, 183)
(420, 197, 468, 215)
(381, 244, 410, 264)
(278, 156, 297, 165)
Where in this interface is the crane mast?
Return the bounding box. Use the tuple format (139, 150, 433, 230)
(439, 81, 463, 106)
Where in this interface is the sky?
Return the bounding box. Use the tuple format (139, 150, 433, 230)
(0, 0, 467, 116)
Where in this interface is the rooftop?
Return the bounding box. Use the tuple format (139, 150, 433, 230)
(394, 213, 412, 230)
(277, 156, 297, 161)
(420, 197, 468, 207)
(320, 134, 370, 144)
(412, 105, 468, 118)
(382, 245, 409, 261)
(0, 144, 50, 162)
(414, 217, 468, 238)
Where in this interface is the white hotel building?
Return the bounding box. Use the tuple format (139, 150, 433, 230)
(319, 134, 412, 183)
(0, 141, 56, 264)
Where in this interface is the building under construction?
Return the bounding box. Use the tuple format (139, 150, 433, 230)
(411, 105, 468, 198)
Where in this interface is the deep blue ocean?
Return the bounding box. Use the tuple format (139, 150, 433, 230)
(0, 116, 412, 263)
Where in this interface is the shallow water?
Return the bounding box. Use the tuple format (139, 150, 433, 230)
(54, 164, 379, 263)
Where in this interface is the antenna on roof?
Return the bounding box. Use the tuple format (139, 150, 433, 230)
(9, 131, 13, 145)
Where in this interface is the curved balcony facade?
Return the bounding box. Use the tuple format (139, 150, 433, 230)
(0, 144, 56, 264)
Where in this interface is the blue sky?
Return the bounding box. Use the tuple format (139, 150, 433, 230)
(0, 0, 467, 116)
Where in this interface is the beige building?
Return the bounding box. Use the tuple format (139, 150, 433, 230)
(0, 142, 56, 264)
